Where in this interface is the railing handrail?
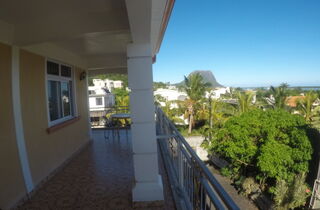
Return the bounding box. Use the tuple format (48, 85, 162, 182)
(156, 107, 239, 210)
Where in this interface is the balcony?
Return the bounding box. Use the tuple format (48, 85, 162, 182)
(13, 108, 239, 210)
(14, 129, 175, 210)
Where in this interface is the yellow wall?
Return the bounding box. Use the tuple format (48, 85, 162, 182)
(19, 50, 90, 186)
(0, 43, 27, 209)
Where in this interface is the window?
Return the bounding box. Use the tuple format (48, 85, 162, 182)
(96, 97, 103, 106)
(46, 60, 75, 125)
(88, 90, 96, 95)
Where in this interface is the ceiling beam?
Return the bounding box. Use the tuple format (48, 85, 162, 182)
(125, 0, 152, 44)
(87, 53, 127, 70)
(88, 67, 127, 76)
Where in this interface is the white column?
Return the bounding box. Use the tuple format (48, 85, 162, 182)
(12, 46, 34, 192)
(127, 43, 164, 202)
(85, 69, 93, 140)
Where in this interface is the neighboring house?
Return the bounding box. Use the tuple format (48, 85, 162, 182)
(0, 1, 176, 209)
(286, 96, 305, 108)
(88, 86, 115, 126)
(154, 88, 187, 102)
(88, 91, 115, 111)
(88, 84, 116, 110)
(92, 78, 123, 91)
(154, 88, 187, 109)
(314, 99, 320, 106)
(206, 87, 231, 99)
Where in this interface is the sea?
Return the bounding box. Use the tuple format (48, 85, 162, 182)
(241, 86, 320, 91)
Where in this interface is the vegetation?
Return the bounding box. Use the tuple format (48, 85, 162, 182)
(182, 73, 210, 134)
(297, 91, 318, 122)
(154, 74, 319, 208)
(273, 173, 310, 210)
(204, 109, 312, 207)
(236, 91, 254, 113)
(112, 88, 129, 107)
(269, 83, 289, 109)
(154, 95, 184, 123)
(154, 82, 169, 90)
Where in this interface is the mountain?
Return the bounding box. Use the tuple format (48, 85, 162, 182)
(177, 70, 224, 88)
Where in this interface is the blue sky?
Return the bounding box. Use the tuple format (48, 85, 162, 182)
(153, 0, 320, 87)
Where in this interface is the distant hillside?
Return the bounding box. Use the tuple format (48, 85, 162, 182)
(177, 70, 223, 88)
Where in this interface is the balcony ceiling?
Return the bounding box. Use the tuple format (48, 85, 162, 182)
(0, 0, 173, 73)
(0, 0, 130, 67)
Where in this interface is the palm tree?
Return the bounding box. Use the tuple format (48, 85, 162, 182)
(296, 91, 318, 122)
(269, 83, 289, 109)
(237, 91, 254, 113)
(183, 73, 209, 134)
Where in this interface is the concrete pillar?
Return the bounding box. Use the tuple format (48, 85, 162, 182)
(127, 43, 164, 202)
(12, 46, 34, 192)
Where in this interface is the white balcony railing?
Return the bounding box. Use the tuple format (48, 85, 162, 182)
(156, 107, 239, 210)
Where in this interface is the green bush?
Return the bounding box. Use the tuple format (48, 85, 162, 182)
(207, 109, 312, 203)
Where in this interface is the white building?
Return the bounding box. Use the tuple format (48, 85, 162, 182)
(206, 87, 230, 99)
(88, 88, 115, 111)
(154, 88, 187, 102)
(88, 82, 115, 126)
(92, 78, 123, 91)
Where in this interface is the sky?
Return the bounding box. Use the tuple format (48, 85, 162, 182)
(153, 0, 320, 87)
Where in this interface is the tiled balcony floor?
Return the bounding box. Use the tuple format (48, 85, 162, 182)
(15, 130, 176, 210)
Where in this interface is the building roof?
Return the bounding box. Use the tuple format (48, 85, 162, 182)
(286, 96, 305, 107)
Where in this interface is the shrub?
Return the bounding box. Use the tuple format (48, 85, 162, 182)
(207, 109, 312, 205)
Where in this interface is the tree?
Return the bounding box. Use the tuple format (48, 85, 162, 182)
(153, 82, 168, 90)
(113, 88, 129, 108)
(296, 91, 318, 122)
(269, 83, 289, 109)
(182, 73, 209, 134)
(207, 109, 312, 199)
(236, 91, 254, 113)
(155, 95, 184, 124)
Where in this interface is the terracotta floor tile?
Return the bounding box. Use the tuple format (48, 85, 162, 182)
(14, 130, 175, 210)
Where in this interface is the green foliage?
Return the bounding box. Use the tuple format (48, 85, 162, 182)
(296, 91, 319, 122)
(154, 94, 166, 106)
(220, 167, 234, 178)
(112, 88, 129, 107)
(207, 109, 312, 201)
(183, 73, 210, 101)
(182, 73, 210, 134)
(273, 173, 310, 210)
(203, 98, 236, 129)
(236, 91, 254, 113)
(270, 83, 289, 109)
(153, 82, 168, 90)
(257, 140, 294, 181)
(311, 106, 320, 130)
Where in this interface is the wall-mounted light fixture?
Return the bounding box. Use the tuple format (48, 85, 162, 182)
(80, 71, 86, 81)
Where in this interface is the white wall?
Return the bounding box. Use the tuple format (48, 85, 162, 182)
(89, 94, 115, 111)
(154, 88, 187, 101)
